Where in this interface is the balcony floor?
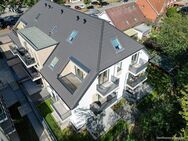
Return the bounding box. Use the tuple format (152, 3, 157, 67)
(59, 73, 82, 93)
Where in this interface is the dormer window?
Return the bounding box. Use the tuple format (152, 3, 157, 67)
(49, 57, 59, 70)
(111, 38, 123, 52)
(67, 30, 78, 43)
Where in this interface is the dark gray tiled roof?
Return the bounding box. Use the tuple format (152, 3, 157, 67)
(10, 0, 145, 109)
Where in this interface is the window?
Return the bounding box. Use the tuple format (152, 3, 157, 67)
(131, 53, 139, 64)
(98, 70, 109, 84)
(111, 38, 123, 52)
(49, 57, 59, 70)
(67, 30, 78, 43)
(117, 62, 122, 73)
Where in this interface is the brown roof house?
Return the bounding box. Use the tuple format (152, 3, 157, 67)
(98, 2, 151, 39)
(136, 0, 176, 22)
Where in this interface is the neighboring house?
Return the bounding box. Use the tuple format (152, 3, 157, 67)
(136, 0, 176, 22)
(8, 0, 149, 130)
(98, 2, 151, 39)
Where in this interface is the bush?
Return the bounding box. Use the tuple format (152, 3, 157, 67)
(166, 7, 178, 17)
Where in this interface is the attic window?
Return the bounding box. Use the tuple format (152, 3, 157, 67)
(67, 30, 78, 43)
(49, 57, 59, 70)
(111, 38, 123, 52)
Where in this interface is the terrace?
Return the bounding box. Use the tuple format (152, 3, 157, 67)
(97, 76, 119, 97)
(58, 73, 82, 94)
(126, 72, 147, 90)
(90, 92, 117, 114)
(129, 58, 148, 75)
(10, 45, 36, 68)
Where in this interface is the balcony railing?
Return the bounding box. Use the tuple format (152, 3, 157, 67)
(22, 66, 41, 81)
(90, 93, 117, 114)
(97, 76, 119, 97)
(129, 59, 148, 75)
(10, 45, 36, 68)
(51, 100, 71, 121)
(127, 73, 147, 89)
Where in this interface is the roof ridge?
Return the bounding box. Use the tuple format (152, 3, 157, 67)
(146, 0, 159, 15)
(96, 20, 105, 73)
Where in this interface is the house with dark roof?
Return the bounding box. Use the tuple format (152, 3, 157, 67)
(136, 0, 176, 22)
(98, 2, 151, 39)
(7, 0, 149, 131)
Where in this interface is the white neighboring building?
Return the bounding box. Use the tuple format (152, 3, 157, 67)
(8, 0, 149, 130)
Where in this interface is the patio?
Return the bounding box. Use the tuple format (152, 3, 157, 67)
(86, 108, 120, 139)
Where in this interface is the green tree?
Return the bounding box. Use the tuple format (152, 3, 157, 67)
(166, 7, 178, 17)
(54, 0, 65, 4)
(152, 14, 188, 58)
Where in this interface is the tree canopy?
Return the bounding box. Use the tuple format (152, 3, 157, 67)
(152, 13, 188, 58)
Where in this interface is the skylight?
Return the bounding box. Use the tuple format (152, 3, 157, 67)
(111, 38, 123, 52)
(67, 30, 78, 43)
(49, 57, 59, 70)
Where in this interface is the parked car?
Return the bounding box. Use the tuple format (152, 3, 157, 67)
(91, 1, 100, 5)
(16, 9, 23, 14)
(101, 2, 109, 6)
(74, 6, 81, 10)
(64, 4, 71, 8)
(87, 5, 94, 9)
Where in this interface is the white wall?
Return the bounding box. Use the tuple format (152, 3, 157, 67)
(98, 12, 114, 25)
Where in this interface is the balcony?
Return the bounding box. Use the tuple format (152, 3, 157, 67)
(129, 59, 148, 75)
(10, 45, 37, 68)
(0, 105, 7, 124)
(51, 100, 71, 121)
(97, 76, 119, 97)
(23, 67, 41, 81)
(58, 73, 82, 94)
(127, 73, 147, 90)
(90, 92, 117, 114)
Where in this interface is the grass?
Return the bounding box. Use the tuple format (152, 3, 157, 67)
(9, 103, 39, 141)
(100, 120, 128, 141)
(37, 99, 93, 141)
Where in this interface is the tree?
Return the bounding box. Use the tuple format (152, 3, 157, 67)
(166, 7, 178, 17)
(151, 14, 188, 58)
(54, 0, 65, 4)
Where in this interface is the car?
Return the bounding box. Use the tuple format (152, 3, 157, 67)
(87, 5, 94, 9)
(101, 2, 109, 6)
(64, 4, 71, 8)
(91, 1, 100, 5)
(16, 9, 23, 14)
(79, 4, 86, 9)
(74, 6, 81, 10)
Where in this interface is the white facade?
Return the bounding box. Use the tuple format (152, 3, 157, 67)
(46, 49, 149, 130)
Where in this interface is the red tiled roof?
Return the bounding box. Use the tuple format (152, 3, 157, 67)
(136, 0, 171, 22)
(105, 2, 146, 31)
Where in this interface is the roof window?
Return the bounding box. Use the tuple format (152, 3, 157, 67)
(67, 30, 78, 43)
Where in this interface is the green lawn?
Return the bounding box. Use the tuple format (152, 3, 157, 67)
(37, 99, 93, 141)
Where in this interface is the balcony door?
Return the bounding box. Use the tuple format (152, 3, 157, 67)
(75, 66, 84, 80)
(98, 70, 109, 85)
(131, 53, 139, 64)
